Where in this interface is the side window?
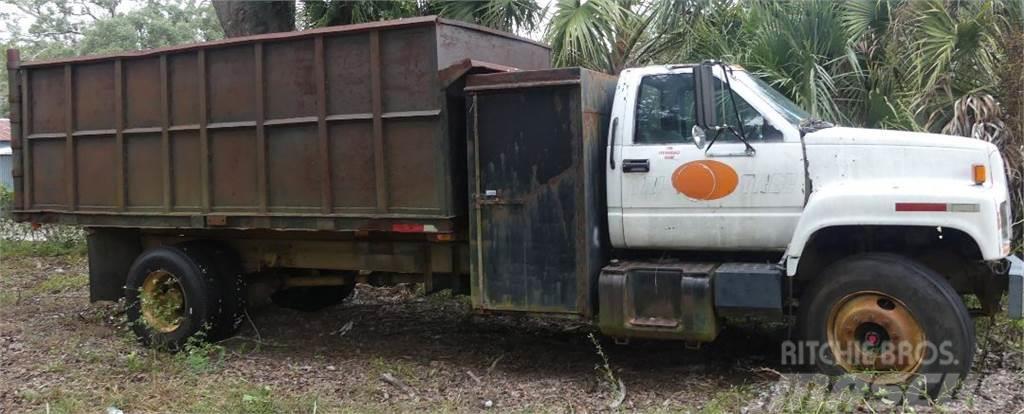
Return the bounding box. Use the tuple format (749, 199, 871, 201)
(712, 79, 783, 142)
(634, 74, 694, 145)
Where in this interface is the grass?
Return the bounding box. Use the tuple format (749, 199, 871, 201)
(32, 272, 88, 294)
(0, 238, 87, 258)
(0, 291, 18, 306)
(183, 384, 335, 414)
(697, 386, 758, 413)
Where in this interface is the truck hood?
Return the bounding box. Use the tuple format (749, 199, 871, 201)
(803, 126, 995, 152)
(802, 126, 1003, 190)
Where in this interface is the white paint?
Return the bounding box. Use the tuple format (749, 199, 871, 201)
(606, 65, 1013, 269)
(608, 65, 804, 250)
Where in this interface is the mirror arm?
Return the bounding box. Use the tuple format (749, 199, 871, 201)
(707, 63, 757, 156)
(704, 126, 723, 153)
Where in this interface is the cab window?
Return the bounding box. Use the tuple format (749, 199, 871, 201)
(634, 74, 694, 145)
(712, 78, 783, 142)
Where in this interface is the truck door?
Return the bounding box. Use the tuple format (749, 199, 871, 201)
(612, 70, 805, 250)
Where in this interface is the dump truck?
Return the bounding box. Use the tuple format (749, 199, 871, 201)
(6, 16, 1022, 398)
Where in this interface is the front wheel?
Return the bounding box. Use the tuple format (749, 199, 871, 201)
(798, 253, 974, 400)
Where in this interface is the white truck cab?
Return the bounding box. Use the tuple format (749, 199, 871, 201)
(607, 63, 1012, 264)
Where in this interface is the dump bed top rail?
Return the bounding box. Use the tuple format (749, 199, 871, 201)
(16, 16, 549, 68)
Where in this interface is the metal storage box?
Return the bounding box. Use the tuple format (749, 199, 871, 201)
(7, 17, 550, 232)
(465, 68, 617, 316)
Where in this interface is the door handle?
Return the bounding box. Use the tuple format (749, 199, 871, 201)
(622, 159, 650, 173)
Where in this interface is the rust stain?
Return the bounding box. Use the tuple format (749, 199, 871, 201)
(671, 160, 739, 201)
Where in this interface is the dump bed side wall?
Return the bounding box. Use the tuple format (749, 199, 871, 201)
(10, 19, 550, 233)
(435, 24, 550, 70)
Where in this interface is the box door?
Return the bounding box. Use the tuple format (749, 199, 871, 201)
(471, 86, 581, 314)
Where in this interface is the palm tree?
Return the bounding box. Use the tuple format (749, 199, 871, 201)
(431, 0, 544, 34)
(898, 0, 1003, 131)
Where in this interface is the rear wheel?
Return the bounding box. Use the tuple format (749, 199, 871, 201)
(125, 245, 221, 350)
(178, 242, 247, 341)
(799, 253, 974, 400)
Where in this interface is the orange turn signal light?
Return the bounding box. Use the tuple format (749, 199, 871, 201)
(972, 164, 987, 185)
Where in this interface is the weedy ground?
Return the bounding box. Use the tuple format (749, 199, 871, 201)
(1, 243, 1022, 413)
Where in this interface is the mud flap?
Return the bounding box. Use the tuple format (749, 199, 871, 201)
(86, 228, 142, 302)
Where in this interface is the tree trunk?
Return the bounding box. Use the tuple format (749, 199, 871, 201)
(212, 0, 295, 38)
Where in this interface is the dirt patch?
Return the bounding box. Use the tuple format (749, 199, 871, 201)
(1, 254, 1022, 413)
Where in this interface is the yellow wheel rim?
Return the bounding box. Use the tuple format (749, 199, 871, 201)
(140, 270, 185, 333)
(826, 291, 927, 384)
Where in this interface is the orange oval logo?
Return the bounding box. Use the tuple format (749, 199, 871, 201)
(671, 160, 739, 201)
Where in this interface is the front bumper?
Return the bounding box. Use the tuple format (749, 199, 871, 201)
(1009, 255, 1023, 319)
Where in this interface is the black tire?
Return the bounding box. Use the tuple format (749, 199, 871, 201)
(798, 253, 974, 401)
(125, 245, 222, 350)
(271, 284, 355, 312)
(178, 242, 247, 341)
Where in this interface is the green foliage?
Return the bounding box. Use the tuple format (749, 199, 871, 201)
(430, 0, 543, 33)
(900, 0, 1003, 129)
(741, 2, 862, 123)
(544, 0, 624, 71)
(0, 237, 87, 258)
(176, 329, 225, 374)
(1, 0, 223, 117)
(0, 186, 87, 258)
(300, 0, 541, 35)
(0, 185, 13, 220)
(76, 1, 223, 56)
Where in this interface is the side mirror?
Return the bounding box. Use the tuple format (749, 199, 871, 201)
(692, 125, 706, 150)
(693, 61, 717, 130)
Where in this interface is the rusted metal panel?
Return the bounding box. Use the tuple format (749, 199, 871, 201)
(168, 54, 198, 125)
(329, 121, 377, 210)
(10, 17, 551, 232)
(73, 62, 115, 131)
(210, 128, 258, 209)
(75, 135, 117, 209)
(436, 24, 550, 71)
(325, 33, 372, 115)
(170, 130, 201, 209)
(267, 124, 321, 210)
(124, 58, 161, 128)
(29, 138, 65, 207)
(466, 68, 617, 316)
(125, 133, 162, 208)
(28, 67, 65, 135)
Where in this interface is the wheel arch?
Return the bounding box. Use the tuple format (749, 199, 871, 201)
(791, 224, 986, 292)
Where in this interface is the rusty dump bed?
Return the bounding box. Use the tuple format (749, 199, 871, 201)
(6, 16, 550, 233)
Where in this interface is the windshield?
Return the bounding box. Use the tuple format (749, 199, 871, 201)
(733, 71, 810, 126)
